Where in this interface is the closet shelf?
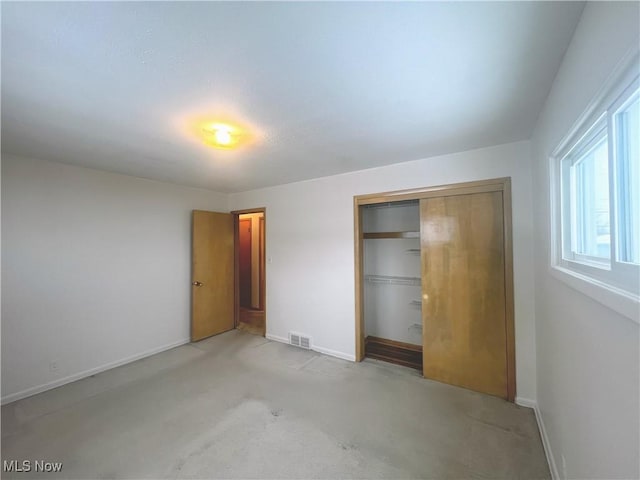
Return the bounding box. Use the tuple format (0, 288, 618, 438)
(363, 231, 419, 239)
(365, 274, 421, 286)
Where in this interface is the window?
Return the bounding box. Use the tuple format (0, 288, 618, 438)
(562, 117, 610, 265)
(614, 88, 640, 265)
(552, 54, 639, 312)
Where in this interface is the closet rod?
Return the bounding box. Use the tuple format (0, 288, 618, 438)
(365, 274, 421, 286)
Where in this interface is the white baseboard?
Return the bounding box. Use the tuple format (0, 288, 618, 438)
(265, 333, 289, 344)
(517, 398, 559, 480)
(515, 396, 537, 408)
(265, 334, 355, 362)
(513, 398, 559, 479)
(535, 403, 560, 480)
(312, 344, 355, 362)
(1, 338, 190, 405)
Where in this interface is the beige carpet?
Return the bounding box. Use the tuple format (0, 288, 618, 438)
(2, 330, 549, 479)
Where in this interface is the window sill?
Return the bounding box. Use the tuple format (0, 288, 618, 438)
(549, 265, 639, 324)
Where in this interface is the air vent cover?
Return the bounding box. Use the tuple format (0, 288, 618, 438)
(289, 332, 311, 350)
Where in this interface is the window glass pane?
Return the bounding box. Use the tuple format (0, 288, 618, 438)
(615, 91, 640, 264)
(570, 136, 610, 259)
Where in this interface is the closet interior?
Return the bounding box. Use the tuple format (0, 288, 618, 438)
(362, 200, 423, 370)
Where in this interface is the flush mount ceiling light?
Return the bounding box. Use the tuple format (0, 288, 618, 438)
(184, 114, 259, 151)
(202, 123, 241, 149)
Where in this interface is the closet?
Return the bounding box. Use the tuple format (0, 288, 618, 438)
(354, 178, 515, 401)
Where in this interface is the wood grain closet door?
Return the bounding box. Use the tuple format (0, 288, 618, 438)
(420, 192, 507, 398)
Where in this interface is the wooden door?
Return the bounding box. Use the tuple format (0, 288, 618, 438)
(420, 191, 508, 398)
(239, 218, 252, 308)
(191, 210, 235, 341)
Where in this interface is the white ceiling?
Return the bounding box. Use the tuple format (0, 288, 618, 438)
(1, 2, 584, 193)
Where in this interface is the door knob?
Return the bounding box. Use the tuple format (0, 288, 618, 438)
(192, 281, 203, 287)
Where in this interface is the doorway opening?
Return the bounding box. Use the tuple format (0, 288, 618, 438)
(233, 208, 266, 336)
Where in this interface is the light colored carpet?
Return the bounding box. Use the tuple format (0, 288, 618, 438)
(1, 330, 549, 479)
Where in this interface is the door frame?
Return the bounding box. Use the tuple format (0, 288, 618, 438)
(353, 177, 515, 401)
(231, 208, 267, 331)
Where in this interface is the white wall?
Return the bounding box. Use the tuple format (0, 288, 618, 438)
(229, 140, 537, 401)
(1, 155, 227, 403)
(530, 3, 639, 479)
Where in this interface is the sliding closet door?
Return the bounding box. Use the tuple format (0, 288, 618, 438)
(420, 191, 508, 399)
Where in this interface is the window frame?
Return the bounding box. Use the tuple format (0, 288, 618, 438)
(550, 49, 639, 322)
(560, 115, 609, 269)
(611, 84, 640, 266)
